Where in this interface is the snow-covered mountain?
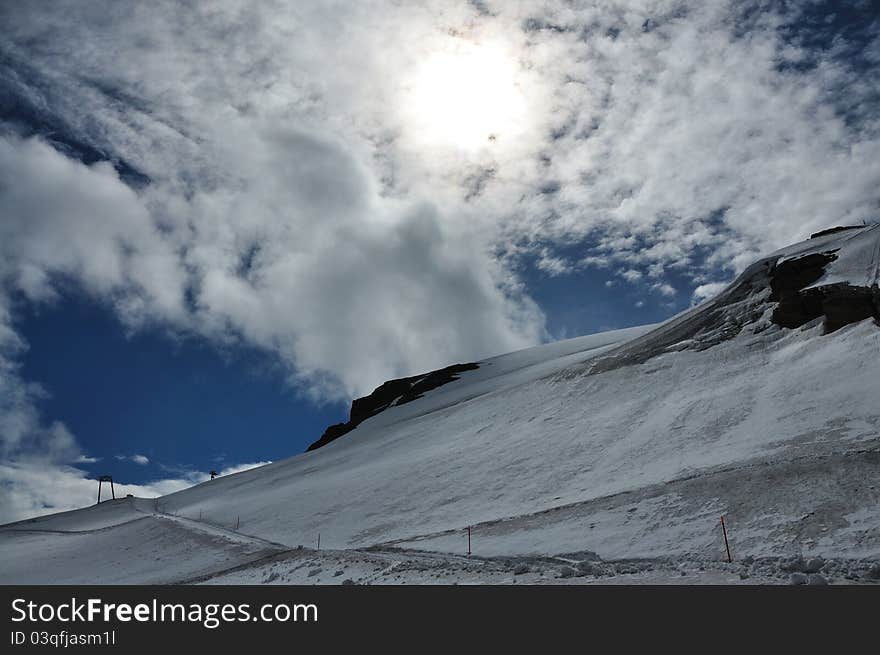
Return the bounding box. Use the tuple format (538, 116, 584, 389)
(2, 225, 879, 585)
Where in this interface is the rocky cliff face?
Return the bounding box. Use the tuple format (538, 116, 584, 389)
(770, 250, 879, 332)
(307, 362, 479, 451)
(565, 224, 880, 380)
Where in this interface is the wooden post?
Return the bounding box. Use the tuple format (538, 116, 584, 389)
(720, 515, 732, 563)
(467, 526, 472, 556)
(317, 533, 321, 550)
(235, 515, 240, 531)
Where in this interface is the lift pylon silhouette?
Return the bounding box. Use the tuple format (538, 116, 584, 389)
(97, 475, 116, 504)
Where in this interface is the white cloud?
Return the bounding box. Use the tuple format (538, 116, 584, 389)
(652, 282, 677, 298)
(535, 248, 572, 276)
(114, 454, 150, 465)
(692, 281, 730, 305)
(3, 1, 877, 397)
(500, 2, 880, 272)
(0, 124, 544, 401)
(0, 137, 185, 319)
(0, 460, 270, 525)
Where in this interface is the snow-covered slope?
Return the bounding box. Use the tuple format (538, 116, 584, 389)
(2, 225, 879, 584)
(775, 224, 880, 289)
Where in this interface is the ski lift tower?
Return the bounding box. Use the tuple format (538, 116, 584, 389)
(96, 475, 116, 504)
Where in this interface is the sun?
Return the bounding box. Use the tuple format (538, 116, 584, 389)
(405, 41, 527, 151)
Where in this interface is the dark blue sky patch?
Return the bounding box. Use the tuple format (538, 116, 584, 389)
(516, 236, 706, 339)
(236, 242, 263, 280)
(524, 264, 685, 339)
(15, 292, 346, 484)
(775, 0, 880, 60)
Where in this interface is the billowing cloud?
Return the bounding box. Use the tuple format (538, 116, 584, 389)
(0, 129, 543, 402)
(692, 281, 729, 305)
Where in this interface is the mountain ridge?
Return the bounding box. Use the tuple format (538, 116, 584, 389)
(2, 224, 879, 584)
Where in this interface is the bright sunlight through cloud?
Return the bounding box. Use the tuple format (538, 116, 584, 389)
(405, 41, 527, 151)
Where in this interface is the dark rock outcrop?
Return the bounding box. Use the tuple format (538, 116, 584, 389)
(769, 251, 838, 328)
(770, 250, 880, 332)
(307, 362, 479, 451)
(820, 286, 880, 332)
(583, 236, 877, 378)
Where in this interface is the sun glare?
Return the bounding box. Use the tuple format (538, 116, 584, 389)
(406, 42, 527, 151)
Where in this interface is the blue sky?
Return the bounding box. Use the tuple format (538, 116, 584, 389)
(16, 291, 346, 483)
(1, 0, 878, 521)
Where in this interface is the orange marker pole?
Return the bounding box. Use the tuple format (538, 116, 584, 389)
(720, 515, 732, 563)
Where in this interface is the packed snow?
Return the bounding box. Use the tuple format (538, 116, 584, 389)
(1, 226, 878, 584)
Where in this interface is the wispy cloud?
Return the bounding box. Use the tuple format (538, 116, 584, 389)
(114, 454, 150, 466)
(652, 283, 677, 298)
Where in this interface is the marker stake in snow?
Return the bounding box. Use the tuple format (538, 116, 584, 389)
(720, 515, 732, 563)
(235, 515, 240, 531)
(467, 526, 472, 556)
(317, 533, 321, 550)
